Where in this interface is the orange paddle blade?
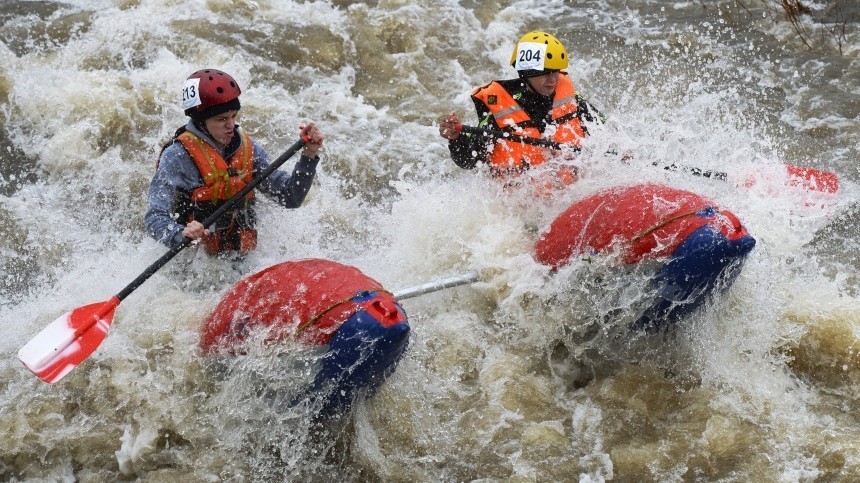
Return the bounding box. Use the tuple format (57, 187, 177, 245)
(18, 297, 119, 383)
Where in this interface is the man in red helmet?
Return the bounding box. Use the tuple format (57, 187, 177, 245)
(144, 69, 325, 256)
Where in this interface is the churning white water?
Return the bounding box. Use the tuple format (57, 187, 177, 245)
(1, 0, 858, 480)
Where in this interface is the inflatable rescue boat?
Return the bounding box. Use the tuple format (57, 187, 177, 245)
(200, 259, 410, 416)
(535, 183, 756, 330)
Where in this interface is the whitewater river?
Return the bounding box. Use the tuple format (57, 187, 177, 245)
(1, 0, 858, 481)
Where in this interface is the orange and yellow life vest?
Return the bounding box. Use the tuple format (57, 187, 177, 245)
(177, 130, 255, 203)
(176, 130, 258, 254)
(472, 74, 585, 173)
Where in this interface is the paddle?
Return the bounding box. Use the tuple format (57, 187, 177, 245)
(18, 137, 308, 383)
(654, 162, 839, 194)
(454, 123, 563, 150)
(452, 123, 839, 194)
(392, 270, 481, 300)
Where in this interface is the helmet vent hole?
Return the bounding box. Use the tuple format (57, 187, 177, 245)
(547, 53, 553, 59)
(216, 87, 224, 94)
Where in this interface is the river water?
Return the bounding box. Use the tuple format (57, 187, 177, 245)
(1, 0, 859, 481)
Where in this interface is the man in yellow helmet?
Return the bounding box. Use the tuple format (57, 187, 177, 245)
(439, 31, 602, 181)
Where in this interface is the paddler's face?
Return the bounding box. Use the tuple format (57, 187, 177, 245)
(527, 70, 560, 97)
(204, 110, 239, 145)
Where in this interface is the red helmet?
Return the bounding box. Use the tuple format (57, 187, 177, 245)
(182, 69, 242, 120)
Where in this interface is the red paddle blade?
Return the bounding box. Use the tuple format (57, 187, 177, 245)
(742, 165, 840, 195)
(785, 165, 839, 193)
(18, 297, 119, 383)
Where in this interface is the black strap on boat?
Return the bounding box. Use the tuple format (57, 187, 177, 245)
(294, 288, 383, 336)
(631, 208, 711, 243)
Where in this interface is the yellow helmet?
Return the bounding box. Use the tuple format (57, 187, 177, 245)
(509, 31, 568, 76)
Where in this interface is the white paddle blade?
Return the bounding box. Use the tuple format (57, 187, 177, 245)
(18, 300, 117, 383)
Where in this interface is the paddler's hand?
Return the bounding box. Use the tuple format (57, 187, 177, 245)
(183, 220, 209, 240)
(439, 113, 461, 141)
(299, 122, 325, 158)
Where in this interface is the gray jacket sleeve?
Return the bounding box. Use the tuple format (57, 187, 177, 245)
(143, 143, 202, 248)
(252, 140, 319, 208)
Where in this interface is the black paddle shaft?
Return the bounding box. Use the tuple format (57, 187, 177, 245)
(115, 138, 307, 302)
(456, 124, 575, 151)
(655, 162, 728, 181)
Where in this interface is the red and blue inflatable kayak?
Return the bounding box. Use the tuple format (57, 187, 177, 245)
(200, 258, 410, 416)
(535, 183, 756, 330)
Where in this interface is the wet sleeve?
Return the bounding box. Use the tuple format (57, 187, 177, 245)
(143, 145, 199, 248)
(576, 95, 607, 124)
(448, 97, 496, 169)
(254, 142, 319, 208)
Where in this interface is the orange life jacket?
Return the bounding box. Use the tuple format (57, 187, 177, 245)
(176, 130, 258, 255)
(472, 74, 585, 173)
